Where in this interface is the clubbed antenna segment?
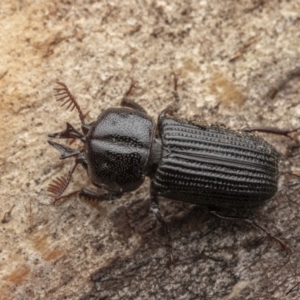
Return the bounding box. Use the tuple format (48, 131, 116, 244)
(54, 82, 85, 124)
(47, 176, 69, 199)
(47, 161, 78, 202)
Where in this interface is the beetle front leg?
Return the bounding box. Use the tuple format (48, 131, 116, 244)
(79, 188, 123, 202)
(52, 188, 123, 204)
(159, 74, 180, 122)
(150, 187, 174, 263)
(120, 80, 148, 114)
(210, 210, 291, 255)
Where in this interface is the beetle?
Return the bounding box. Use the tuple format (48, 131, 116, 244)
(48, 75, 292, 255)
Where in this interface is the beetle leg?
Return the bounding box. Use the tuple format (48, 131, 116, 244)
(241, 126, 300, 139)
(150, 187, 174, 263)
(158, 73, 180, 121)
(266, 66, 300, 99)
(121, 79, 147, 114)
(79, 188, 123, 201)
(210, 210, 291, 255)
(51, 188, 123, 205)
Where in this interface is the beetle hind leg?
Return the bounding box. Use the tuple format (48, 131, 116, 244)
(210, 210, 291, 255)
(241, 126, 300, 139)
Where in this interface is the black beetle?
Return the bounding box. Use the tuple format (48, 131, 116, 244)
(48, 76, 292, 255)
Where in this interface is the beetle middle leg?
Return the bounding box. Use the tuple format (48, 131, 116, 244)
(150, 186, 174, 263)
(210, 210, 291, 255)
